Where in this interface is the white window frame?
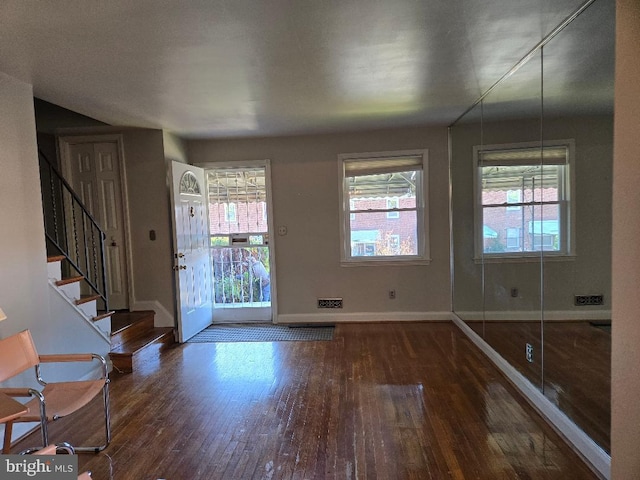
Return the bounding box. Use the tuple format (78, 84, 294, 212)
(473, 139, 575, 262)
(338, 149, 430, 266)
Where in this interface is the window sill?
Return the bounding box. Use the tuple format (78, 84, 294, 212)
(341, 257, 432, 267)
(473, 254, 576, 264)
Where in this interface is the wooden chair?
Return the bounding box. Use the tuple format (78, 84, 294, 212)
(0, 330, 110, 453)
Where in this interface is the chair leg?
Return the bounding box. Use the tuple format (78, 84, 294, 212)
(39, 399, 49, 448)
(73, 381, 111, 453)
(3, 420, 13, 453)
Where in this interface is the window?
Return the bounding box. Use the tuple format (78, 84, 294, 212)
(386, 198, 400, 218)
(352, 242, 377, 256)
(387, 234, 401, 254)
(506, 228, 520, 248)
(475, 140, 574, 259)
(224, 203, 237, 222)
(339, 149, 429, 264)
(506, 190, 521, 211)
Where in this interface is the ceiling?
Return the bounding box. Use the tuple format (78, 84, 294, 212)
(0, 0, 596, 139)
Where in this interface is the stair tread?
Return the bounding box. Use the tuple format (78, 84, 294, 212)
(111, 311, 155, 335)
(110, 327, 174, 356)
(47, 255, 66, 263)
(93, 311, 115, 322)
(76, 294, 101, 305)
(55, 275, 84, 286)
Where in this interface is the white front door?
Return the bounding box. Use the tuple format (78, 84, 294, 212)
(170, 162, 213, 342)
(63, 138, 130, 310)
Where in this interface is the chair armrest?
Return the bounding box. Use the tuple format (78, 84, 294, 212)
(39, 353, 95, 363)
(35, 354, 109, 385)
(0, 387, 44, 407)
(0, 387, 33, 397)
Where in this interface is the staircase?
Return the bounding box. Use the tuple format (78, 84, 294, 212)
(48, 256, 175, 374)
(41, 150, 175, 374)
(109, 311, 174, 374)
(47, 255, 113, 340)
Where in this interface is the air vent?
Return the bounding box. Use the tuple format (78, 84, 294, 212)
(575, 295, 604, 306)
(318, 297, 343, 309)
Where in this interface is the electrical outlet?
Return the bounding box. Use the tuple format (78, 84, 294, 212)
(526, 343, 533, 363)
(389, 289, 396, 299)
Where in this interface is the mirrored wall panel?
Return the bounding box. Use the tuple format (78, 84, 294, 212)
(540, 0, 614, 453)
(451, 0, 613, 454)
(451, 103, 483, 337)
(481, 49, 543, 390)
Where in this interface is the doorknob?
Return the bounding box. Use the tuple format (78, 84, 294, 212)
(173, 265, 187, 271)
(175, 253, 185, 258)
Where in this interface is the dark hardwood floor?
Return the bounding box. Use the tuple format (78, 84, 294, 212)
(12, 323, 599, 479)
(477, 321, 611, 453)
(542, 322, 610, 453)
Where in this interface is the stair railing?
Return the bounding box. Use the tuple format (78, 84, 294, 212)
(38, 149, 109, 311)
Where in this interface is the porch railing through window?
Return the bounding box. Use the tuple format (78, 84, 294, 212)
(38, 150, 108, 311)
(212, 246, 270, 305)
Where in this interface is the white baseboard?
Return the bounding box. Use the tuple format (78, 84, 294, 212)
(276, 311, 451, 324)
(132, 300, 174, 327)
(451, 313, 611, 479)
(455, 309, 611, 321)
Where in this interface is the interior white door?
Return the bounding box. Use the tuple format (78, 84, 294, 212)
(67, 140, 129, 310)
(170, 161, 213, 342)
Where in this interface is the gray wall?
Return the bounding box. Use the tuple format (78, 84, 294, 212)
(188, 126, 451, 320)
(452, 114, 612, 316)
(121, 129, 176, 325)
(0, 73, 51, 343)
(34, 98, 108, 166)
(163, 130, 188, 164)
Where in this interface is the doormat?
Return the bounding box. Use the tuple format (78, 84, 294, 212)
(188, 323, 334, 343)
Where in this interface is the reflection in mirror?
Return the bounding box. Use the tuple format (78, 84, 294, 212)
(450, 0, 613, 459)
(479, 50, 543, 391)
(541, 0, 614, 454)
(450, 103, 483, 338)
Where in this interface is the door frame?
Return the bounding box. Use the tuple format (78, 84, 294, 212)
(57, 134, 134, 311)
(197, 159, 278, 323)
